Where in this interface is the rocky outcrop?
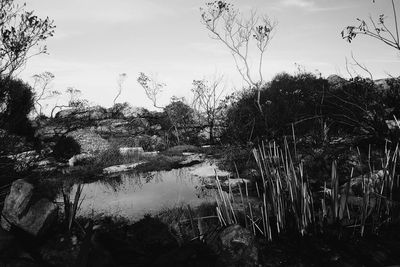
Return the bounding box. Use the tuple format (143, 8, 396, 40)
(67, 129, 109, 154)
(1, 179, 58, 236)
(55, 106, 109, 121)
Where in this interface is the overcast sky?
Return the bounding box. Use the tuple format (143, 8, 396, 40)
(17, 0, 400, 112)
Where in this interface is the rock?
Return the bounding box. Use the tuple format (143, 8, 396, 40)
(327, 75, 347, 88)
(142, 151, 159, 157)
(386, 120, 398, 130)
(68, 153, 95, 167)
(179, 153, 205, 166)
(55, 106, 108, 120)
(189, 162, 231, 178)
(67, 128, 110, 154)
(120, 106, 145, 118)
(119, 147, 144, 157)
(103, 161, 147, 174)
(374, 78, 391, 91)
(216, 224, 258, 267)
(1, 179, 58, 237)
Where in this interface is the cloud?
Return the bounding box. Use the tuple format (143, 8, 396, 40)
(29, 0, 176, 25)
(281, 0, 316, 9)
(278, 0, 352, 12)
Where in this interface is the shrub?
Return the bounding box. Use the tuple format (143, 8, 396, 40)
(0, 78, 35, 137)
(222, 72, 329, 144)
(53, 136, 81, 160)
(222, 73, 396, 145)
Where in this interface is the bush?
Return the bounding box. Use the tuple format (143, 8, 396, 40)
(222, 72, 329, 144)
(53, 136, 81, 160)
(0, 78, 35, 137)
(222, 73, 396, 145)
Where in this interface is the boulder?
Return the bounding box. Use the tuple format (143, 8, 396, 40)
(1, 179, 58, 237)
(103, 161, 147, 174)
(120, 106, 145, 118)
(327, 75, 347, 89)
(55, 106, 108, 121)
(68, 153, 95, 167)
(119, 147, 144, 157)
(67, 129, 110, 154)
(216, 224, 258, 267)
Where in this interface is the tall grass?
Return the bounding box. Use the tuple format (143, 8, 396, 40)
(214, 138, 400, 240)
(62, 183, 85, 233)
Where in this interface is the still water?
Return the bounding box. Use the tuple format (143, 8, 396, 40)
(73, 165, 219, 221)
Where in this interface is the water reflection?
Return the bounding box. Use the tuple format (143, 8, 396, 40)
(74, 167, 216, 222)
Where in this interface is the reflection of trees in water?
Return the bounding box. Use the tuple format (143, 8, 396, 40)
(99, 175, 123, 192)
(142, 172, 157, 183)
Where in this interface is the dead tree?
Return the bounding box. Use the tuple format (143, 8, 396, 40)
(112, 73, 127, 106)
(200, 1, 277, 111)
(32, 71, 60, 116)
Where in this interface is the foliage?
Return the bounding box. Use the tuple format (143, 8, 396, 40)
(49, 87, 89, 118)
(342, 0, 399, 51)
(222, 73, 397, 145)
(164, 97, 199, 145)
(0, 0, 55, 78)
(0, 77, 34, 136)
(53, 136, 81, 160)
(31, 71, 59, 116)
(137, 72, 164, 108)
(222, 72, 328, 144)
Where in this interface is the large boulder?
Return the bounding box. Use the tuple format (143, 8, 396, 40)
(1, 179, 58, 236)
(55, 106, 109, 121)
(67, 128, 110, 154)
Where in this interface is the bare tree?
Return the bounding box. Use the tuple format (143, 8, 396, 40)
(50, 87, 88, 118)
(137, 72, 164, 109)
(112, 73, 127, 105)
(344, 52, 374, 79)
(200, 1, 277, 110)
(342, 0, 400, 51)
(31, 71, 60, 116)
(192, 75, 225, 143)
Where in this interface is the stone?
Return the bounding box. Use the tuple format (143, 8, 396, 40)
(327, 75, 347, 88)
(103, 161, 147, 174)
(67, 128, 110, 154)
(119, 147, 144, 157)
(68, 153, 95, 167)
(1, 179, 58, 237)
(216, 224, 258, 267)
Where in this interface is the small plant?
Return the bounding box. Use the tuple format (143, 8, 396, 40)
(62, 182, 84, 233)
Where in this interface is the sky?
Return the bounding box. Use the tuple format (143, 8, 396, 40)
(16, 0, 400, 113)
